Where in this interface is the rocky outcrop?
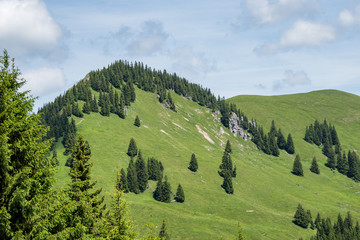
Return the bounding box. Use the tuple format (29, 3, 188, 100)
(229, 112, 251, 141)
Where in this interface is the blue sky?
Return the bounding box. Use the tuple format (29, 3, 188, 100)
(1, 0, 360, 110)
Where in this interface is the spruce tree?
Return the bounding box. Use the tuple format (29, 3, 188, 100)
(337, 152, 349, 175)
(269, 132, 280, 157)
(292, 154, 304, 176)
(326, 154, 337, 170)
(127, 159, 140, 194)
(310, 157, 320, 174)
(134, 115, 141, 127)
(135, 150, 148, 192)
(188, 153, 198, 172)
(293, 203, 309, 228)
(286, 133, 295, 154)
(90, 95, 99, 112)
(175, 184, 185, 203)
(159, 219, 170, 240)
(225, 140, 232, 154)
(82, 100, 91, 114)
(119, 168, 129, 193)
(127, 138, 138, 159)
(222, 171, 234, 194)
(0, 51, 53, 239)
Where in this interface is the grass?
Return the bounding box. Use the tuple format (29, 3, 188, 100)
(54, 88, 360, 239)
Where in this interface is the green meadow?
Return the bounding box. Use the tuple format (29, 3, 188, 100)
(54, 88, 360, 239)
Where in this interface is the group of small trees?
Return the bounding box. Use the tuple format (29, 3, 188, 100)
(218, 140, 236, 194)
(292, 155, 321, 176)
(294, 204, 360, 240)
(251, 120, 295, 156)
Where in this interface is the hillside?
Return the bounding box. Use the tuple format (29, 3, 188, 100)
(52, 86, 360, 239)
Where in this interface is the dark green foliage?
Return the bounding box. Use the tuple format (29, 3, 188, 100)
(326, 154, 337, 170)
(72, 102, 84, 118)
(0, 51, 53, 239)
(347, 151, 360, 181)
(135, 150, 148, 192)
(63, 131, 76, 156)
(127, 159, 140, 194)
(286, 133, 295, 154)
(292, 155, 303, 176)
(127, 138, 138, 159)
(219, 152, 233, 177)
(310, 157, 320, 174)
(147, 157, 163, 181)
(232, 165, 237, 178)
(188, 153, 198, 172)
(100, 93, 110, 116)
(82, 100, 91, 114)
(153, 176, 171, 203)
(269, 132, 280, 157)
(225, 140, 232, 154)
(336, 152, 349, 175)
(159, 219, 170, 240)
(166, 92, 176, 112)
(221, 171, 234, 194)
(90, 95, 99, 112)
(293, 204, 310, 228)
(119, 168, 129, 193)
(236, 224, 246, 240)
(175, 184, 185, 203)
(134, 115, 141, 127)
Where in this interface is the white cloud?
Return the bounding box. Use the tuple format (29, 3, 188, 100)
(273, 70, 311, 91)
(21, 68, 66, 96)
(255, 20, 336, 54)
(246, 0, 318, 24)
(0, 0, 63, 56)
(339, 10, 355, 26)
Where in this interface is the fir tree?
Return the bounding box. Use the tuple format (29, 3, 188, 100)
(135, 150, 148, 192)
(72, 102, 84, 118)
(134, 115, 141, 127)
(336, 152, 349, 175)
(221, 171, 234, 194)
(119, 168, 129, 193)
(159, 219, 170, 240)
(127, 138, 138, 159)
(82, 100, 91, 114)
(293, 204, 309, 228)
(292, 155, 304, 176)
(0, 51, 53, 239)
(225, 140, 232, 154)
(148, 157, 162, 181)
(286, 133, 295, 154)
(175, 184, 185, 203)
(310, 157, 320, 174)
(127, 159, 140, 194)
(188, 153, 198, 172)
(326, 154, 337, 170)
(269, 132, 280, 157)
(90, 95, 99, 112)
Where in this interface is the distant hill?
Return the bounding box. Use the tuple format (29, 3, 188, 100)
(50, 81, 360, 239)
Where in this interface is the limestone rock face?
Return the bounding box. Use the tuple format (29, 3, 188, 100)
(229, 112, 251, 141)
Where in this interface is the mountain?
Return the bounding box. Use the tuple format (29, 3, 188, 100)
(50, 77, 360, 240)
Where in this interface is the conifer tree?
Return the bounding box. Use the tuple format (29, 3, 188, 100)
(222, 171, 234, 194)
(269, 132, 280, 157)
(134, 115, 141, 127)
(188, 153, 198, 172)
(119, 168, 129, 193)
(0, 51, 53, 239)
(127, 138, 138, 159)
(225, 140, 232, 154)
(90, 95, 99, 112)
(148, 157, 162, 181)
(236, 224, 246, 240)
(159, 219, 170, 240)
(326, 154, 337, 170)
(293, 204, 309, 228)
(292, 154, 304, 176)
(310, 157, 320, 174)
(286, 133, 295, 154)
(135, 150, 148, 192)
(127, 159, 140, 194)
(72, 102, 84, 118)
(82, 100, 91, 114)
(336, 152, 349, 175)
(175, 184, 185, 203)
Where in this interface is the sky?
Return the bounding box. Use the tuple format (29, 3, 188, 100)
(1, 0, 360, 110)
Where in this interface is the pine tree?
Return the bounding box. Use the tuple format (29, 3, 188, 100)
(225, 140, 232, 154)
(286, 133, 295, 154)
(221, 171, 234, 194)
(294, 204, 309, 228)
(119, 168, 129, 193)
(175, 184, 185, 203)
(134, 115, 141, 127)
(127, 138, 138, 159)
(135, 150, 148, 192)
(159, 219, 170, 240)
(277, 128, 286, 150)
(72, 102, 84, 118)
(292, 155, 304, 176)
(0, 51, 53, 239)
(310, 157, 320, 174)
(188, 153, 198, 172)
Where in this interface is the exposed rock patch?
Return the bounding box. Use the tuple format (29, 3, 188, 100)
(195, 125, 214, 144)
(229, 112, 252, 141)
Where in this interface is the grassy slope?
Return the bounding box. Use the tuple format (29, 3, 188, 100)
(54, 88, 360, 239)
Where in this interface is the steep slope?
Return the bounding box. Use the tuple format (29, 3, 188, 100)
(53, 88, 360, 239)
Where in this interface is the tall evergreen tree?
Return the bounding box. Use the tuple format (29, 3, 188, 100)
(293, 204, 309, 228)
(310, 157, 320, 174)
(175, 184, 185, 203)
(127, 159, 140, 194)
(0, 51, 53, 239)
(188, 153, 198, 172)
(119, 168, 129, 193)
(225, 140, 232, 154)
(286, 133, 295, 154)
(148, 157, 162, 181)
(134, 115, 141, 127)
(90, 95, 99, 112)
(269, 132, 280, 157)
(159, 219, 170, 240)
(127, 138, 138, 159)
(221, 171, 234, 194)
(292, 155, 304, 176)
(135, 150, 148, 192)
(336, 152, 349, 175)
